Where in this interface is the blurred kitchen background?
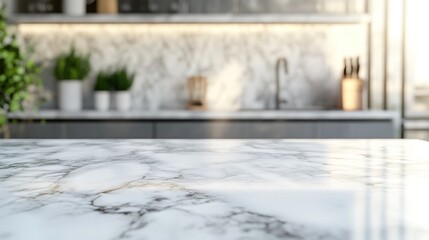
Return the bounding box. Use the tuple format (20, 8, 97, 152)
(0, 0, 427, 140)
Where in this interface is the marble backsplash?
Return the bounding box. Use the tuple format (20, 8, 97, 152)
(17, 24, 366, 111)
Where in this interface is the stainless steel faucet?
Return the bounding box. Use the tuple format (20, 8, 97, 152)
(275, 58, 288, 110)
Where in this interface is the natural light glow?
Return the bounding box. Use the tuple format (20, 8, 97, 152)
(406, 0, 429, 86)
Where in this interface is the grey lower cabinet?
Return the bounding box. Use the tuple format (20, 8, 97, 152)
(8, 121, 154, 139)
(316, 121, 395, 139)
(9, 122, 65, 139)
(155, 121, 395, 139)
(65, 122, 154, 139)
(7, 120, 395, 139)
(156, 121, 318, 139)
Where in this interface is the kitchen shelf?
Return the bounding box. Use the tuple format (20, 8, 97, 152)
(404, 120, 429, 129)
(414, 87, 429, 97)
(8, 13, 371, 24)
(404, 112, 429, 120)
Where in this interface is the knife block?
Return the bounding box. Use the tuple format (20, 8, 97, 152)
(187, 76, 207, 110)
(341, 77, 364, 111)
(97, 0, 118, 14)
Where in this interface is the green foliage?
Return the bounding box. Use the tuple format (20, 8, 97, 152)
(111, 68, 134, 91)
(94, 71, 112, 91)
(0, 111, 6, 126)
(0, 7, 41, 131)
(54, 48, 90, 80)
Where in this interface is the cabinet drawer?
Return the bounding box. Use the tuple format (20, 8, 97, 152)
(156, 121, 395, 139)
(155, 121, 317, 139)
(9, 122, 65, 139)
(316, 121, 394, 139)
(65, 122, 154, 139)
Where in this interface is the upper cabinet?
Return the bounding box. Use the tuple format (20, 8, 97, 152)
(7, 0, 370, 24)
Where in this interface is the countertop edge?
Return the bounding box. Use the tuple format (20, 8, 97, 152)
(8, 110, 400, 121)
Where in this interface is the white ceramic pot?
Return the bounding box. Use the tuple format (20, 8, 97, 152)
(115, 91, 131, 111)
(6, 0, 17, 15)
(94, 91, 110, 111)
(58, 80, 82, 112)
(63, 0, 86, 16)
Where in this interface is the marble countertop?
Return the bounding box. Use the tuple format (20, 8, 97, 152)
(8, 110, 399, 121)
(1, 139, 428, 240)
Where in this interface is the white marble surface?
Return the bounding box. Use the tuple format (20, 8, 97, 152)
(8, 110, 399, 120)
(1, 139, 428, 240)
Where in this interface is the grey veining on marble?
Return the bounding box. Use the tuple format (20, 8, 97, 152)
(7, 110, 399, 120)
(1, 139, 428, 240)
(16, 24, 367, 111)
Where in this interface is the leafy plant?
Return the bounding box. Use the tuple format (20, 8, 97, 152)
(111, 68, 134, 91)
(54, 48, 90, 80)
(94, 71, 112, 91)
(0, 7, 41, 138)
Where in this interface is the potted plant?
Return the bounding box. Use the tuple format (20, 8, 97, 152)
(0, 7, 41, 138)
(93, 71, 111, 111)
(111, 68, 134, 111)
(54, 48, 90, 112)
(63, 0, 87, 16)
